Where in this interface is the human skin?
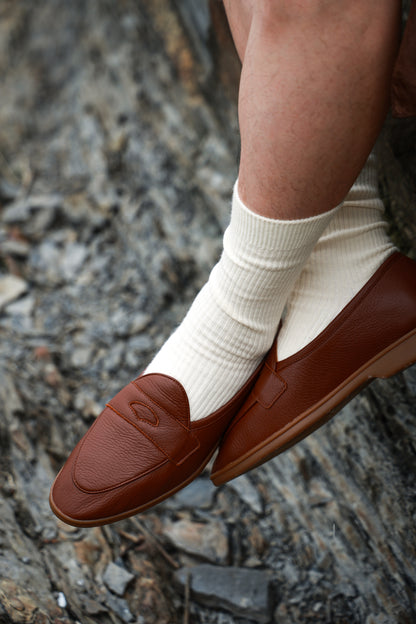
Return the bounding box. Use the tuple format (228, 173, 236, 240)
(223, 0, 401, 219)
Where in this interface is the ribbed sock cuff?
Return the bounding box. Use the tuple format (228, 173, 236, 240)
(227, 180, 340, 259)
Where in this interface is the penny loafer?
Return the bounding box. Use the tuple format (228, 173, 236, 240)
(49, 363, 262, 527)
(211, 252, 416, 485)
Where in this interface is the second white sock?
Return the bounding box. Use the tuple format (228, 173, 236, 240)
(277, 153, 396, 361)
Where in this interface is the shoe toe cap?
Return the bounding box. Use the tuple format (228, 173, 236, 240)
(50, 404, 169, 526)
(73, 406, 166, 492)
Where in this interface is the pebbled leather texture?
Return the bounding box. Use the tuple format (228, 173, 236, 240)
(211, 252, 416, 485)
(49, 360, 262, 526)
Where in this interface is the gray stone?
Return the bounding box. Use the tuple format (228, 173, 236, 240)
(163, 518, 229, 564)
(5, 295, 34, 317)
(282, 560, 301, 585)
(0, 179, 20, 203)
(0, 373, 24, 421)
(103, 562, 135, 597)
(60, 242, 88, 281)
(334, 582, 358, 598)
(308, 569, 324, 585)
(110, 308, 132, 337)
(70, 345, 94, 369)
(125, 334, 154, 367)
(102, 341, 125, 372)
(167, 477, 216, 510)
(2, 199, 34, 224)
(365, 615, 391, 624)
(56, 591, 67, 608)
(2, 194, 62, 227)
(0, 275, 28, 310)
(73, 389, 102, 419)
(31, 241, 62, 284)
(128, 334, 154, 353)
(0, 239, 30, 258)
(175, 565, 273, 623)
(104, 591, 135, 622)
(227, 474, 263, 514)
(129, 312, 152, 334)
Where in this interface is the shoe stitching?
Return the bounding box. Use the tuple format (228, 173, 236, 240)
(71, 419, 171, 494)
(224, 360, 287, 436)
(67, 446, 215, 519)
(105, 402, 199, 465)
(72, 457, 171, 494)
(132, 377, 190, 427)
(129, 400, 159, 426)
(252, 362, 287, 408)
(127, 380, 200, 461)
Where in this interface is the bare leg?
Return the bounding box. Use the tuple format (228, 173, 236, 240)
(224, 0, 401, 219)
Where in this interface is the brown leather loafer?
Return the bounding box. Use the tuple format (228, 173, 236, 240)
(49, 363, 261, 526)
(211, 252, 416, 486)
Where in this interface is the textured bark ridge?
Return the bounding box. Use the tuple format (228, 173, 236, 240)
(0, 2, 415, 623)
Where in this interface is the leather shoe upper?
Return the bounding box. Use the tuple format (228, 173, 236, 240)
(50, 365, 260, 526)
(211, 252, 416, 484)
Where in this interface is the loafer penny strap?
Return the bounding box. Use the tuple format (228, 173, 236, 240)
(107, 381, 200, 466)
(252, 364, 287, 409)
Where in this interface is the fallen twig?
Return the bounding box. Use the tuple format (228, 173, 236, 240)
(130, 517, 179, 569)
(183, 571, 191, 624)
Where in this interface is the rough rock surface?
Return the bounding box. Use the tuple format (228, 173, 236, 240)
(175, 565, 273, 622)
(0, 1, 415, 623)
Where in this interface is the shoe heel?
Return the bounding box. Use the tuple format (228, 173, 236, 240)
(369, 329, 416, 379)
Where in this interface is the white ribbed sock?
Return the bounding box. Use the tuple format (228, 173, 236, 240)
(277, 152, 396, 361)
(146, 183, 338, 421)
